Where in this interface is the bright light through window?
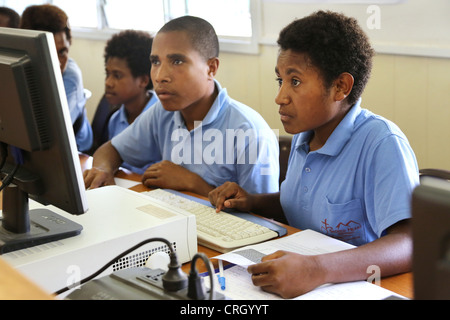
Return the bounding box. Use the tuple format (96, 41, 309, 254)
(53, 0, 98, 29)
(103, 0, 165, 32)
(186, 0, 252, 37)
(0, 0, 257, 53)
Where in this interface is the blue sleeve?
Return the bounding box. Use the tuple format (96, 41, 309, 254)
(237, 128, 280, 193)
(111, 106, 161, 167)
(365, 134, 419, 237)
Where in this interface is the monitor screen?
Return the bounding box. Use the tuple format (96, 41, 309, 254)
(0, 27, 88, 253)
(412, 177, 450, 299)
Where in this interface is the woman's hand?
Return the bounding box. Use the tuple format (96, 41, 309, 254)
(247, 251, 325, 299)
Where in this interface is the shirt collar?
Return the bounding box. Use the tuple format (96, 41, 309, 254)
(173, 80, 226, 129)
(118, 91, 158, 124)
(295, 98, 362, 156)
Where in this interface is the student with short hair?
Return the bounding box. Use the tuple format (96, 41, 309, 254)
(0, 6, 20, 28)
(103, 30, 157, 173)
(84, 16, 279, 197)
(20, 4, 93, 152)
(209, 11, 419, 298)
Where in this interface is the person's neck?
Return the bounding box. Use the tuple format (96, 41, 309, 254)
(124, 93, 150, 124)
(181, 83, 218, 131)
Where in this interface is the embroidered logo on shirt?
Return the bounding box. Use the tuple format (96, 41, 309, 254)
(321, 218, 362, 243)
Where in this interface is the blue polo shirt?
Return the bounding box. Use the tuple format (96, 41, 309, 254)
(63, 58, 93, 152)
(111, 80, 279, 193)
(280, 99, 419, 246)
(108, 91, 158, 174)
(108, 91, 158, 140)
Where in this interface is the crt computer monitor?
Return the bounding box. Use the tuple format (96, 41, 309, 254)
(0, 27, 88, 254)
(412, 177, 450, 299)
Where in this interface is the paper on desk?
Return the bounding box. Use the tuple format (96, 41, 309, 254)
(214, 229, 354, 266)
(114, 177, 140, 189)
(209, 229, 404, 300)
(208, 265, 401, 300)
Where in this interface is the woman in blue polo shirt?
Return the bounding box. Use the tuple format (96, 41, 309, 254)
(209, 11, 419, 298)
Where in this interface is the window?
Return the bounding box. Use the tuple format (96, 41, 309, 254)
(1, 0, 259, 54)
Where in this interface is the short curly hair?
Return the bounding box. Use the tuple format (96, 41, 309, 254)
(20, 4, 72, 44)
(277, 11, 374, 106)
(104, 30, 154, 90)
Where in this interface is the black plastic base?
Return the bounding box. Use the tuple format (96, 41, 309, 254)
(0, 208, 82, 254)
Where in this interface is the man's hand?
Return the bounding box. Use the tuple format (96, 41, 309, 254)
(142, 160, 214, 196)
(83, 167, 116, 189)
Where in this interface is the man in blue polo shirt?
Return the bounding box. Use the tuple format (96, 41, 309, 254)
(104, 30, 158, 174)
(83, 16, 279, 196)
(111, 79, 278, 194)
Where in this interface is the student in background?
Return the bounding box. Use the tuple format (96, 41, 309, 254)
(84, 16, 279, 197)
(20, 4, 93, 152)
(209, 11, 419, 298)
(103, 30, 157, 174)
(0, 7, 20, 28)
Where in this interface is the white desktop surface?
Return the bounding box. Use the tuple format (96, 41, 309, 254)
(2, 185, 197, 294)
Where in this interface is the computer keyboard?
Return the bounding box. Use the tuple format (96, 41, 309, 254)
(142, 189, 281, 253)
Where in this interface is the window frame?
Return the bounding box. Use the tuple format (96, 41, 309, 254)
(51, 0, 260, 55)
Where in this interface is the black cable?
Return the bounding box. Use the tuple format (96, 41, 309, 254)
(0, 162, 20, 192)
(188, 252, 215, 300)
(0, 143, 8, 171)
(0, 145, 23, 192)
(54, 237, 175, 295)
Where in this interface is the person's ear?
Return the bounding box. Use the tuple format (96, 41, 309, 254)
(334, 72, 354, 101)
(139, 74, 151, 89)
(206, 57, 219, 79)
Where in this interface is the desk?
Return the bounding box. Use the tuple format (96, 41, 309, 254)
(0, 257, 53, 300)
(0, 154, 413, 300)
(78, 154, 414, 299)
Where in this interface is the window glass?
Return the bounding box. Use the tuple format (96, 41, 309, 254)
(53, 0, 98, 29)
(166, 0, 186, 20)
(186, 0, 252, 37)
(0, 0, 256, 53)
(103, 0, 165, 32)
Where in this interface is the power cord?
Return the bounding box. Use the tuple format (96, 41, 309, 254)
(54, 237, 185, 295)
(187, 252, 215, 300)
(55, 237, 219, 300)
